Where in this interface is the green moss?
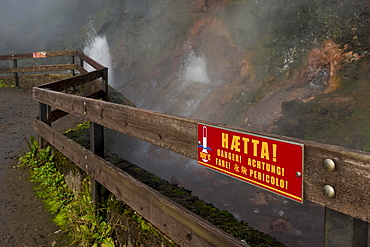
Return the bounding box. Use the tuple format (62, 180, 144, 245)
(19, 137, 114, 247)
(64, 121, 91, 148)
(64, 124, 286, 246)
(64, 121, 90, 134)
(277, 56, 370, 152)
(103, 151, 285, 247)
(223, 81, 276, 125)
(224, 0, 359, 81)
(0, 80, 15, 88)
(107, 198, 178, 246)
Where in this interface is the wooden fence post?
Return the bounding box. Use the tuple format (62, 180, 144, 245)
(90, 68, 109, 206)
(39, 103, 51, 148)
(90, 122, 104, 206)
(13, 58, 19, 87)
(71, 56, 76, 76)
(324, 207, 368, 247)
(79, 56, 84, 68)
(102, 68, 108, 101)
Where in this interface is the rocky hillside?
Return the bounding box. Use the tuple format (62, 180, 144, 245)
(96, 0, 370, 151)
(2, 0, 369, 147)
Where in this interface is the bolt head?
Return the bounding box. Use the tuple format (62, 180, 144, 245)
(323, 185, 335, 198)
(323, 158, 335, 172)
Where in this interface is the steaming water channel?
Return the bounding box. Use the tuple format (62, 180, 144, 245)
(88, 37, 325, 246)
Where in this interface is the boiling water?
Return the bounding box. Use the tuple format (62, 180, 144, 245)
(180, 45, 210, 84)
(104, 40, 325, 247)
(83, 26, 114, 86)
(106, 42, 213, 177)
(143, 43, 213, 118)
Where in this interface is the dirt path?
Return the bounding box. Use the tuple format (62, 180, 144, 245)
(0, 88, 67, 246)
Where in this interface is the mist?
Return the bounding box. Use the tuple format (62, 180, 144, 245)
(1, 1, 71, 53)
(1, 1, 369, 246)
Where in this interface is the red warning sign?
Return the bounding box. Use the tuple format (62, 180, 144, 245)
(197, 123, 304, 203)
(33, 51, 47, 58)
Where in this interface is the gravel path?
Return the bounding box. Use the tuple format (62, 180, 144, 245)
(0, 88, 66, 246)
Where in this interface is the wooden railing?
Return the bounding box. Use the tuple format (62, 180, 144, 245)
(0, 50, 78, 87)
(1, 50, 369, 246)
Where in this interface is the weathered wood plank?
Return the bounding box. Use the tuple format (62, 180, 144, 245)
(49, 91, 105, 123)
(0, 50, 78, 60)
(303, 143, 370, 223)
(0, 64, 78, 74)
(12, 59, 19, 87)
(77, 65, 88, 74)
(33, 87, 197, 159)
(77, 51, 105, 70)
(74, 65, 104, 96)
(38, 69, 106, 91)
(33, 118, 247, 247)
(32, 88, 370, 222)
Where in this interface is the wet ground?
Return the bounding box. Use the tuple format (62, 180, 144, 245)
(0, 88, 66, 246)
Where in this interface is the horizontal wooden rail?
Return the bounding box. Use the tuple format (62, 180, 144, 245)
(0, 50, 78, 61)
(77, 65, 88, 74)
(34, 87, 196, 158)
(0, 64, 78, 74)
(49, 89, 105, 123)
(5, 49, 364, 245)
(38, 68, 106, 91)
(0, 50, 106, 123)
(33, 87, 370, 223)
(0, 50, 84, 88)
(33, 118, 247, 247)
(77, 51, 105, 70)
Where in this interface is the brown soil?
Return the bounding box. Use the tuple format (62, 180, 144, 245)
(0, 88, 69, 246)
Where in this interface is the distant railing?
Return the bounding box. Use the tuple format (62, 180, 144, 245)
(0, 51, 78, 87)
(0, 50, 368, 247)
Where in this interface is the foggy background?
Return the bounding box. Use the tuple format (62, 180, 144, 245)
(1, 1, 369, 246)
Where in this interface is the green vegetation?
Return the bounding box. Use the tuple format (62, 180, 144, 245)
(64, 121, 90, 134)
(107, 196, 178, 246)
(61, 179, 114, 247)
(0, 80, 15, 88)
(63, 124, 285, 246)
(225, 0, 360, 81)
(20, 129, 174, 246)
(276, 56, 370, 152)
(19, 137, 114, 247)
(105, 152, 286, 247)
(304, 57, 370, 151)
(20, 120, 284, 246)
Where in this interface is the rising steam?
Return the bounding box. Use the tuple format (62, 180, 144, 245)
(83, 23, 114, 86)
(180, 43, 210, 84)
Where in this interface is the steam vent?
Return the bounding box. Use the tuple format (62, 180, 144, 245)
(0, 0, 369, 246)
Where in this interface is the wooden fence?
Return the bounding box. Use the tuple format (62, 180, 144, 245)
(1, 50, 369, 246)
